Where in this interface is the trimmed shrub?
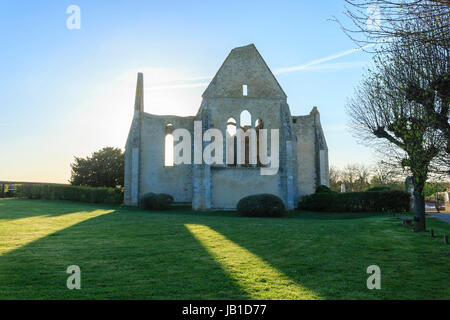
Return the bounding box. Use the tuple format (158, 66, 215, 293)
(366, 186, 391, 192)
(237, 194, 285, 217)
(141, 193, 174, 211)
(298, 190, 410, 213)
(16, 184, 123, 204)
(315, 185, 334, 194)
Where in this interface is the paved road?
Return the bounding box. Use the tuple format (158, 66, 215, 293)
(427, 213, 450, 224)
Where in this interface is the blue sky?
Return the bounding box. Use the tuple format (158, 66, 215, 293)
(0, 0, 376, 183)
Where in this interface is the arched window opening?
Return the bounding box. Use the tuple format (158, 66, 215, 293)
(255, 118, 264, 166)
(255, 118, 264, 129)
(226, 118, 236, 136)
(240, 110, 251, 128)
(226, 118, 237, 166)
(239, 110, 252, 166)
(165, 124, 174, 167)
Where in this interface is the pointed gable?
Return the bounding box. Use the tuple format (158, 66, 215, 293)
(202, 44, 287, 99)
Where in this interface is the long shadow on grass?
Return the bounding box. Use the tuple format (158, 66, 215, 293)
(191, 217, 366, 299)
(4, 201, 447, 299)
(195, 214, 450, 300)
(0, 201, 410, 299)
(0, 199, 120, 220)
(0, 204, 250, 299)
(168, 210, 384, 299)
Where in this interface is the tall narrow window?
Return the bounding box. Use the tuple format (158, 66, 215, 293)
(165, 124, 174, 166)
(255, 118, 264, 166)
(240, 110, 251, 128)
(226, 118, 237, 166)
(242, 84, 248, 96)
(226, 117, 237, 136)
(239, 110, 252, 165)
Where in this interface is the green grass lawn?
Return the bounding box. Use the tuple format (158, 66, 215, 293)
(0, 198, 449, 300)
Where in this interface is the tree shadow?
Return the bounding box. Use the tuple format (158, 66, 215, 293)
(0, 204, 249, 299)
(138, 206, 391, 221)
(0, 199, 121, 220)
(3, 200, 447, 299)
(197, 215, 450, 299)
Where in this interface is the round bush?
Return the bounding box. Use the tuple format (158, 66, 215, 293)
(237, 194, 285, 217)
(315, 185, 334, 193)
(141, 193, 174, 211)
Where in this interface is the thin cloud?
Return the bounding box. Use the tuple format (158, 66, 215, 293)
(293, 61, 368, 71)
(148, 82, 210, 91)
(146, 44, 375, 90)
(274, 43, 375, 74)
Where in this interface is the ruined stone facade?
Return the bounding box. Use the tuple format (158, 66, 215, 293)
(124, 44, 329, 210)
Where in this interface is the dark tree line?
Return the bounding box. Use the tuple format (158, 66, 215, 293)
(330, 161, 448, 196)
(70, 147, 124, 188)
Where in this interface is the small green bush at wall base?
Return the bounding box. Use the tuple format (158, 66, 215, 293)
(141, 193, 174, 211)
(237, 194, 285, 217)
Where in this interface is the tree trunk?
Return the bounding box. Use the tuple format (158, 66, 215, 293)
(413, 190, 426, 232)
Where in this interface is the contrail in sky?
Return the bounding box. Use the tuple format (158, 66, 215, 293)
(149, 82, 210, 91)
(149, 43, 376, 90)
(273, 43, 375, 74)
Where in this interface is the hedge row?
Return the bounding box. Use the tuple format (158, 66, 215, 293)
(365, 186, 391, 192)
(17, 184, 123, 204)
(298, 190, 410, 213)
(1, 190, 17, 198)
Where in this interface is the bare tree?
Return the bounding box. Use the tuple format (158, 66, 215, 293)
(337, 0, 449, 49)
(355, 164, 372, 191)
(340, 164, 372, 192)
(370, 160, 405, 185)
(336, 1, 450, 153)
(341, 165, 358, 191)
(329, 165, 343, 192)
(347, 45, 445, 231)
(393, 24, 449, 155)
